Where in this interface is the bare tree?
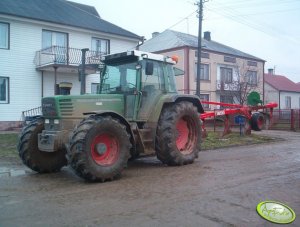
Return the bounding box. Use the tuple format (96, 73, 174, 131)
(218, 62, 262, 105)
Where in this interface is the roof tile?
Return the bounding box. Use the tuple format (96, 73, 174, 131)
(264, 73, 300, 92)
(140, 30, 263, 61)
(0, 0, 141, 40)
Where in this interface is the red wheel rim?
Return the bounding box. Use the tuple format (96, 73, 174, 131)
(257, 116, 264, 129)
(176, 117, 197, 155)
(91, 134, 119, 166)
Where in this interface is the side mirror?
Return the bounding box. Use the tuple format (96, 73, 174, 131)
(145, 62, 154, 75)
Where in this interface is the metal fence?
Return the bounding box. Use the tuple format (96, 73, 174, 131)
(269, 109, 300, 131)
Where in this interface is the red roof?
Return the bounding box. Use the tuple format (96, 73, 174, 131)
(264, 73, 300, 92)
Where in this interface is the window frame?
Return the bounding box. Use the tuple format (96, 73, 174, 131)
(91, 37, 110, 56)
(195, 63, 210, 81)
(200, 94, 209, 109)
(220, 67, 233, 83)
(245, 70, 258, 86)
(0, 76, 9, 104)
(285, 96, 291, 109)
(0, 22, 10, 50)
(42, 29, 68, 49)
(220, 95, 233, 104)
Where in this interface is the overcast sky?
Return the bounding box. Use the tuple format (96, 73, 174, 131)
(72, 0, 300, 83)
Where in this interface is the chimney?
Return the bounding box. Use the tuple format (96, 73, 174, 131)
(268, 68, 274, 75)
(152, 32, 159, 38)
(204, 31, 211, 41)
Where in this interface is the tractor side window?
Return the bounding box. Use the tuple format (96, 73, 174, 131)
(165, 64, 177, 93)
(142, 60, 164, 91)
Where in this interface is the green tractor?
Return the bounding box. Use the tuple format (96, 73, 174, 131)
(18, 50, 204, 182)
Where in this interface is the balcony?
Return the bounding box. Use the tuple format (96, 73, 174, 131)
(34, 46, 103, 73)
(216, 80, 240, 92)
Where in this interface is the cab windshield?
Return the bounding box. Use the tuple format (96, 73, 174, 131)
(99, 62, 137, 94)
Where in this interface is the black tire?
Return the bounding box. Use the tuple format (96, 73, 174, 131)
(251, 113, 264, 131)
(68, 115, 131, 182)
(18, 119, 67, 173)
(155, 101, 201, 166)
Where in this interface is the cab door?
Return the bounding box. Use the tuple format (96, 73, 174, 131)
(137, 60, 165, 120)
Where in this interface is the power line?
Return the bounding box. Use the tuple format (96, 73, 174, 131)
(167, 10, 197, 30)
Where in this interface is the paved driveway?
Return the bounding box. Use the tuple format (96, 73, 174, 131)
(0, 130, 299, 226)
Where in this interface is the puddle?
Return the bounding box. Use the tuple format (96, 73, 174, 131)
(0, 167, 28, 178)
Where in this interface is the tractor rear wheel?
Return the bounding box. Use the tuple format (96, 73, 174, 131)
(18, 119, 67, 173)
(68, 115, 131, 182)
(156, 101, 201, 166)
(251, 113, 264, 131)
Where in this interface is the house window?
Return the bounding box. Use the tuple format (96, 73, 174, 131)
(224, 56, 236, 63)
(200, 94, 209, 109)
(42, 30, 68, 64)
(247, 61, 257, 67)
(220, 95, 233, 104)
(0, 22, 9, 49)
(220, 67, 233, 83)
(0, 77, 9, 104)
(91, 38, 109, 55)
(195, 51, 210, 59)
(91, 83, 100, 94)
(285, 96, 291, 109)
(195, 63, 209, 80)
(42, 30, 68, 49)
(245, 70, 257, 85)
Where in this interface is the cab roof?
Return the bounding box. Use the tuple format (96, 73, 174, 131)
(103, 50, 176, 65)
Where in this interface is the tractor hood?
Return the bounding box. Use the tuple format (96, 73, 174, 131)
(42, 95, 124, 119)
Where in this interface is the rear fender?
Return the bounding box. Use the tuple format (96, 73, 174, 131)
(148, 94, 204, 123)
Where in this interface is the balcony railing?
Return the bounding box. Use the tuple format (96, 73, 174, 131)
(34, 46, 104, 68)
(216, 80, 240, 91)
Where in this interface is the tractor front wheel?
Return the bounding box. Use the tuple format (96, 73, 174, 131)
(156, 101, 201, 166)
(18, 119, 67, 173)
(68, 115, 131, 182)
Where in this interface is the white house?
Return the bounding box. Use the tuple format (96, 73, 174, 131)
(0, 0, 141, 130)
(264, 69, 300, 109)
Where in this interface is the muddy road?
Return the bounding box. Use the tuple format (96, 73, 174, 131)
(0, 130, 299, 226)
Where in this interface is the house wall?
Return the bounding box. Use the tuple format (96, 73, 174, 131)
(0, 15, 138, 129)
(280, 91, 300, 109)
(156, 47, 264, 110)
(264, 83, 279, 108)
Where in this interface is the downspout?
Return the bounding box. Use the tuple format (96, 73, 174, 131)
(41, 71, 44, 97)
(262, 61, 265, 104)
(54, 66, 58, 95)
(184, 47, 190, 94)
(135, 36, 145, 50)
(279, 90, 281, 109)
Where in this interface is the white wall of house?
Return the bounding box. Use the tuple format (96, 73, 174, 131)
(0, 15, 139, 123)
(280, 91, 300, 109)
(264, 83, 279, 108)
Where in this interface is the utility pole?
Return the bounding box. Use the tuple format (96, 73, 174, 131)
(195, 0, 207, 97)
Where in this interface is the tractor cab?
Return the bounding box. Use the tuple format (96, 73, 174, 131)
(99, 50, 179, 120)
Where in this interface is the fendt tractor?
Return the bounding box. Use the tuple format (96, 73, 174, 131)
(18, 50, 204, 182)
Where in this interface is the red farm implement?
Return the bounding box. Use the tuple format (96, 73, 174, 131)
(199, 101, 278, 136)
